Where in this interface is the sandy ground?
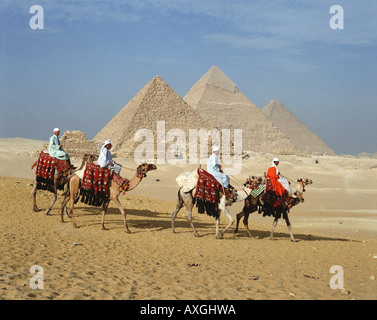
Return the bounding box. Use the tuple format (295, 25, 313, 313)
(0, 138, 376, 300)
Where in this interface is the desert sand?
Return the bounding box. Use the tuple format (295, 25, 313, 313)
(0, 138, 376, 300)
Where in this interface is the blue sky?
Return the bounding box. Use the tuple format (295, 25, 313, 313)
(1, 0, 376, 155)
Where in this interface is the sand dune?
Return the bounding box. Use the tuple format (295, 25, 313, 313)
(0, 138, 376, 300)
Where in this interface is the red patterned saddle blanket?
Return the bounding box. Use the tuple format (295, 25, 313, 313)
(78, 163, 131, 207)
(264, 178, 291, 208)
(195, 169, 221, 204)
(195, 169, 236, 218)
(79, 163, 112, 207)
(35, 152, 71, 192)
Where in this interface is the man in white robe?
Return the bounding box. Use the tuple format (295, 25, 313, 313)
(98, 139, 122, 174)
(48, 128, 70, 161)
(207, 146, 230, 188)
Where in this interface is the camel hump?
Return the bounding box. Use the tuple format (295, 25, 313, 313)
(176, 170, 198, 192)
(75, 166, 86, 180)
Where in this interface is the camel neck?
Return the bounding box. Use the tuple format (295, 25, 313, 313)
(128, 174, 143, 191)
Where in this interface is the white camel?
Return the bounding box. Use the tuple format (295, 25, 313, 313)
(171, 170, 253, 239)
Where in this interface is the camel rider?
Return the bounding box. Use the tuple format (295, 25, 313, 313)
(49, 128, 72, 163)
(207, 146, 230, 188)
(267, 158, 292, 196)
(98, 139, 122, 174)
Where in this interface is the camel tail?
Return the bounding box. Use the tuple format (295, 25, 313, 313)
(74, 181, 82, 204)
(31, 160, 38, 170)
(177, 189, 183, 206)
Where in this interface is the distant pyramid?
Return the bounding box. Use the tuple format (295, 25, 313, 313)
(262, 99, 335, 155)
(61, 130, 98, 157)
(184, 66, 300, 154)
(93, 76, 217, 159)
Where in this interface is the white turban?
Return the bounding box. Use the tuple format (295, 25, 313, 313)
(53, 128, 60, 132)
(272, 158, 280, 174)
(104, 139, 111, 146)
(212, 146, 220, 152)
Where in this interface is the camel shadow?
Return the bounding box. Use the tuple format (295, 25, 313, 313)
(59, 205, 216, 233)
(55, 205, 355, 242)
(232, 228, 354, 242)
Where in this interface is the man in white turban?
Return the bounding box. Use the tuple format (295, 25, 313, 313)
(98, 139, 122, 174)
(48, 128, 71, 161)
(207, 146, 230, 188)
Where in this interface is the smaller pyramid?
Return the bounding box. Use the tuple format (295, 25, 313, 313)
(262, 100, 335, 155)
(93, 76, 217, 158)
(61, 130, 98, 157)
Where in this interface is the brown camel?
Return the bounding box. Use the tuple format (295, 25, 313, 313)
(234, 178, 313, 241)
(60, 163, 157, 232)
(31, 153, 96, 215)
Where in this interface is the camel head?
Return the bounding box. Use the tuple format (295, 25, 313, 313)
(296, 178, 313, 193)
(83, 153, 98, 163)
(137, 163, 157, 178)
(287, 178, 313, 207)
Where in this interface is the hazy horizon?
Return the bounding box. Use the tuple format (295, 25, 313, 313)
(1, 0, 376, 155)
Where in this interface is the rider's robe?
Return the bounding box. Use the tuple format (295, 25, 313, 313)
(267, 166, 286, 197)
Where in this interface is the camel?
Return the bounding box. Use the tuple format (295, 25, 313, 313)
(171, 171, 255, 239)
(234, 177, 313, 242)
(31, 153, 96, 215)
(60, 163, 157, 232)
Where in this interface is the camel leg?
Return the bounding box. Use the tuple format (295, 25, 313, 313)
(171, 192, 183, 234)
(243, 213, 255, 238)
(101, 199, 111, 231)
(31, 176, 40, 212)
(64, 191, 78, 228)
(60, 194, 71, 223)
(270, 217, 279, 240)
(283, 212, 297, 242)
(219, 196, 234, 237)
(234, 211, 244, 235)
(60, 190, 72, 221)
(220, 207, 235, 237)
(64, 206, 70, 219)
(216, 196, 226, 239)
(186, 208, 199, 237)
(110, 195, 131, 233)
(62, 183, 71, 219)
(215, 217, 222, 239)
(235, 211, 254, 238)
(45, 191, 57, 216)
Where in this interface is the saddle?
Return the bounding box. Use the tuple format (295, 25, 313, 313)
(35, 151, 71, 193)
(78, 163, 130, 207)
(79, 163, 112, 207)
(195, 168, 236, 218)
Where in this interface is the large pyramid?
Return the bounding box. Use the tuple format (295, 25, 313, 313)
(183, 66, 300, 154)
(262, 99, 335, 155)
(93, 76, 217, 159)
